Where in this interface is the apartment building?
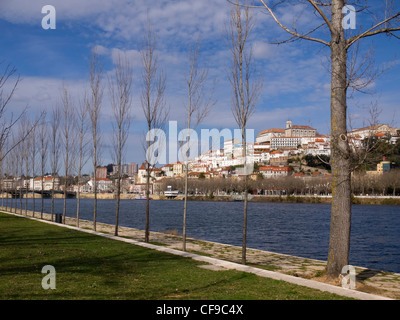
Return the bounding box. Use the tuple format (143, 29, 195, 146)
(285, 120, 316, 138)
(256, 129, 285, 143)
(259, 166, 292, 178)
(33, 176, 60, 191)
(96, 167, 107, 179)
(87, 178, 113, 192)
(349, 124, 398, 140)
(113, 163, 138, 177)
(271, 136, 302, 150)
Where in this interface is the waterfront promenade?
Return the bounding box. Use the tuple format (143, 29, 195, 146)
(1, 206, 399, 300)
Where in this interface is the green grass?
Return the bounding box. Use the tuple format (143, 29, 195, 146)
(0, 212, 351, 300)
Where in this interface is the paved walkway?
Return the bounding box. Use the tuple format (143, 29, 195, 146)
(2, 208, 399, 300)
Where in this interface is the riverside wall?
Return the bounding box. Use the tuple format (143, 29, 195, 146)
(1, 192, 399, 205)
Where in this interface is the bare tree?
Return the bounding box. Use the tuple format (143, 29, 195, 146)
(247, 0, 400, 278)
(181, 39, 215, 251)
(87, 50, 104, 231)
(0, 64, 42, 170)
(75, 96, 90, 227)
(348, 100, 385, 171)
(0, 150, 4, 209)
(15, 121, 26, 214)
(50, 105, 61, 219)
(61, 85, 76, 224)
(5, 145, 15, 211)
(38, 113, 48, 219)
(227, 1, 263, 264)
(10, 131, 21, 213)
(29, 113, 43, 216)
(109, 53, 134, 236)
(18, 115, 32, 216)
(10, 130, 23, 214)
(0, 63, 22, 156)
(141, 21, 169, 243)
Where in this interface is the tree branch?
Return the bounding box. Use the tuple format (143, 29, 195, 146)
(307, 0, 333, 33)
(347, 11, 400, 48)
(259, 0, 330, 46)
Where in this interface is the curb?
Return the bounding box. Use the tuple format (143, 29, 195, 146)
(4, 211, 393, 300)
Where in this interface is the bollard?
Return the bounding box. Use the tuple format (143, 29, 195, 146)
(55, 213, 62, 223)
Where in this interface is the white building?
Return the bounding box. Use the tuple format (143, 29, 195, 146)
(161, 164, 174, 178)
(302, 136, 331, 156)
(256, 129, 285, 144)
(285, 120, 316, 138)
(223, 139, 241, 158)
(349, 124, 398, 140)
(87, 178, 113, 192)
(271, 136, 302, 150)
(259, 166, 292, 178)
(72, 184, 91, 193)
(33, 176, 60, 191)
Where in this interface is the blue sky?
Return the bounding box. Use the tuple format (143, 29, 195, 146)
(1, 0, 399, 171)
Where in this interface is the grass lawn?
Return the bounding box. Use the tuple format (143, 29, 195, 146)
(0, 212, 350, 300)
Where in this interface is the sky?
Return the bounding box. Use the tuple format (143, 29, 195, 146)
(1, 0, 399, 172)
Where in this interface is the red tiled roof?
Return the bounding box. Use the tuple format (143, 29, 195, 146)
(293, 173, 305, 176)
(291, 125, 315, 130)
(259, 166, 291, 172)
(258, 129, 285, 136)
(34, 176, 55, 181)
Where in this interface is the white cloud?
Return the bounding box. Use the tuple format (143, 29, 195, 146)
(9, 76, 87, 115)
(252, 41, 276, 59)
(93, 45, 110, 56)
(1, 0, 231, 42)
(110, 48, 142, 68)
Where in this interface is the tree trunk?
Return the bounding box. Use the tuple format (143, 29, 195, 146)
(145, 163, 150, 243)
(183, 162, 189, 251)
(242, 175, 248, 265)
(32, 181, 35, 217)
(93, 142, 97, 231)
(242, 131, 248, 265)
(326, 2, 352, 278)
(51, 180, 55, 221)
(93, 174, 97, 231)
(24, 177, 28, 216)
(76, 189, 80, 227)
(19, 186, 22, 215)
(115, 176, 121, 236)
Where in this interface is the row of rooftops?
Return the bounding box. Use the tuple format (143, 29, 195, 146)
(257, 123, 399, 139)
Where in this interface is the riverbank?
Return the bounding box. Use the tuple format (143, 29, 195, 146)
(176, 194, 400, 206)
(2, 192, 399, 205)
(1, 206, 399, 299)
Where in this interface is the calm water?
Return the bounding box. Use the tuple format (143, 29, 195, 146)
(5, 197, 400, 273)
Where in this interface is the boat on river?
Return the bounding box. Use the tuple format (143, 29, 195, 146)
(135, 195, 148, 200)
(164, 186, 180, 198)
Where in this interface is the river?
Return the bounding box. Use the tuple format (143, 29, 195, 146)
(6, 197, 400, 273)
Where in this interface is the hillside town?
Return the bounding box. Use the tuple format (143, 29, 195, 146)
(2, 120, 399, 197)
